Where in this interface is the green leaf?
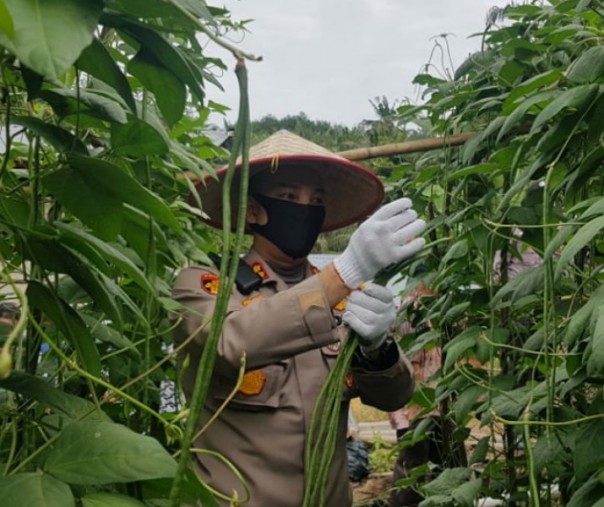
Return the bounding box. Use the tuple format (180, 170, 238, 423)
(39, 88, 128, 124)
(128, 48, 186, 126)
(12, 116, 87, 154)
(111, 114, 170, 156)
(469, 436, 489, 466)
(169, 0, 215, 19)
(56, 223, 155, 294)
(442, 302, 471, 323)
(567, 476, 604, 507)
(24, 237, 123, 326)
(587, 304, 604, 378)
(462, 117, 505, 164)
(443, 327, 482, 371)
(81, 315, 139, 354)
(555, 215, 604, 278)
(103, 13, 204, 102)
(454, 385, 484, 424)
(533, 432, 564, 474)
(0, 371, 107, 420)
(121, 205, 169, 264)
(43, 156, 179, 240)
(81, 493, 146, 507)
(44, 421, 177, 484)
(0, 0, 15, 39)
(492, 265, 545, 305)
(574, 421, 604, 482)
(422, 467, 471, 496)
(0, 0, 103, 79)
(446, 163, 501, 181)
(71, 155, 179, 230)
(567, 46, 604, 84)
(530, 84, 600, 133)
(502, 69, 563, 113)
(142, 468, 220, 507)
(580, 196, 604, 220)
(564, 286, 604, 348)
(0, 473, 74, 507)
(0, 195, 31, 228)
(441, 240, 468, 264)
(26, 281, 102, 377)
(451, 478, 482, 507)
(43, 167, 123, 240)
(77, 38, 136, 112)
(497, 90, 559, 141)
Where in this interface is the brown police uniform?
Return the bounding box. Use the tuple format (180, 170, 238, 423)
(172, 248, 415, 507)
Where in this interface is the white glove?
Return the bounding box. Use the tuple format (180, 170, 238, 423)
(334, 198, 426, 289)
(342, 283, 395, 353)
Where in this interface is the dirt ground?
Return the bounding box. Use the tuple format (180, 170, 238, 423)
(352, 473, 393, 506)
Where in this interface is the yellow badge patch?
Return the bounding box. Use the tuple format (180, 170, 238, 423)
(251, 261, 269, 280)
(242, 294, 264, 307)
(200, 273, 219, 295)
(239, 370, 266, 396)
(334, 299, 347, 312)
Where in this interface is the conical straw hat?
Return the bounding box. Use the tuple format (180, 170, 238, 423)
(191, 129, 384, 232)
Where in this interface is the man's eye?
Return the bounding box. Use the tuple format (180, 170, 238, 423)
(278, 192, 296, 200)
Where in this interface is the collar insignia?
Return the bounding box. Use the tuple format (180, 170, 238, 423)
(251, 261, 269, 280)
(200, 273, 219, 295)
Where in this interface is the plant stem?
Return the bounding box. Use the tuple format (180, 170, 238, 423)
(168, 59, 250, 507)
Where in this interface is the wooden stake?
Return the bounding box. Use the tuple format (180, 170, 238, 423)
(336, 132, 476, 161)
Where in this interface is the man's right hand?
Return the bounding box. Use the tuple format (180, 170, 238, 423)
(333, 198, 426, 289)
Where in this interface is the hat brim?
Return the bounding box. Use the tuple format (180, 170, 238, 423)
(191, 155, 384, 233)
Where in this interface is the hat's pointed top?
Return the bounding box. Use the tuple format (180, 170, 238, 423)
(248, 129, 345, 160)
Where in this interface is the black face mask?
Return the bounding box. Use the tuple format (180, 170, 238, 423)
(249, 194, 326, 259)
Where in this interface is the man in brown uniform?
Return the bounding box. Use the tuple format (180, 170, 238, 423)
(172, 130, 427, 506)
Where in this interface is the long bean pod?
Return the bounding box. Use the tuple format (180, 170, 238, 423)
(303, 252, 427, 507)
(168, 60, 251, 507)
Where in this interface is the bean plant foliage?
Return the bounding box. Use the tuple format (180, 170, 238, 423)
(1, 0, 604, 506)
(0, 1, 254, 506)
(386, 1, 604, 505)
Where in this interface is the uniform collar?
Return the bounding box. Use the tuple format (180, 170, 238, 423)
(243, 249, 320, 291)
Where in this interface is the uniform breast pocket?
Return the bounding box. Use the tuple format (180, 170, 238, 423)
(213, 363, 287, 412)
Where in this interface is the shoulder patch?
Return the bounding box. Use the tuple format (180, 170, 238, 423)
(251, 261, 269, 280)
(200, 273, 219, 295)
(239, 369, 266, 395)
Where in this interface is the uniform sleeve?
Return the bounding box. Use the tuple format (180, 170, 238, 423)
(350, 340, 415, 412)
(172, 266, 340, 376)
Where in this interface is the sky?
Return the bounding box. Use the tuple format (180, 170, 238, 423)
(205, 0, 511, 127)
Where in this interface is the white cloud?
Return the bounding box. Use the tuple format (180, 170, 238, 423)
(207, 0, 511, 126)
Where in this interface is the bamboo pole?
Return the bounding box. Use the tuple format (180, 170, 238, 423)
(335, 132, 476, 161)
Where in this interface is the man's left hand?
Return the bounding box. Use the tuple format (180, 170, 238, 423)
(342, 283, 395, 353)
